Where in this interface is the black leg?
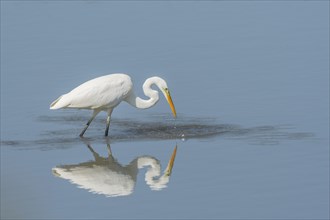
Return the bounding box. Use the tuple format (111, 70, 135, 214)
(105, 115, 110, 136)
(79, 110, 100, 137)
(104, 109, 113, 136)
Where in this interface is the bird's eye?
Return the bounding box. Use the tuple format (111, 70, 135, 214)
(164, 88, 168, 91)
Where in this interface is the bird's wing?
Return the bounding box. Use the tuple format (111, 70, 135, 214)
(52, 74, 133, 110)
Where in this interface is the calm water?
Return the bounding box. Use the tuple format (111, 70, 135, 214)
(1, 1, 329, 219)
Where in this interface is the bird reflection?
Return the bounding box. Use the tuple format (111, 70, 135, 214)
(52, 141, 177, 197)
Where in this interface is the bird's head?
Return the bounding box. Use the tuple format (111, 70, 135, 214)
(161, 87, 176, 118)
(156, 78, 177, 118)
(144, 76, 177, 118)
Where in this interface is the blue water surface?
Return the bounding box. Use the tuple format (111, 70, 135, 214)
(1, 1, 329, 219)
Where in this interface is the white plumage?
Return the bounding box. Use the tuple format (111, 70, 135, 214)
(52, 144, 177, 197)
(50, 74, 132, 110)
(50, 73, 176, 137)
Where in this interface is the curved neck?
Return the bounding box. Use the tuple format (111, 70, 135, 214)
(136, 157, 170, 190)
(125, 78, 160, 109)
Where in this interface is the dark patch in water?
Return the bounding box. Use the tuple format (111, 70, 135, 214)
(1, 114, 313, 150)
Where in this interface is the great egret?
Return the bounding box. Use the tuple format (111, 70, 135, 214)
(52, 143, 178, 197)
(50, 73, 177, 137)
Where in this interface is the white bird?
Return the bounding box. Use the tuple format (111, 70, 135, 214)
(50, 73, 176, 137)
(52, 143, 177, 197)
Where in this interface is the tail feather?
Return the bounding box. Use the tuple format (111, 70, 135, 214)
(50, 95, 67, 109)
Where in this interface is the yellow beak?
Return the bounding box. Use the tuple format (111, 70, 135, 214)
(165, 145, 177, 176)
(165, 91, 177, 118)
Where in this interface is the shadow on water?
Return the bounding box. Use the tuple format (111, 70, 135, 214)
(52, 139, 178, 197)
(1, 114, 313, 150)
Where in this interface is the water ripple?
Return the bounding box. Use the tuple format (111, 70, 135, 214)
(1, 114, 313, 150)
